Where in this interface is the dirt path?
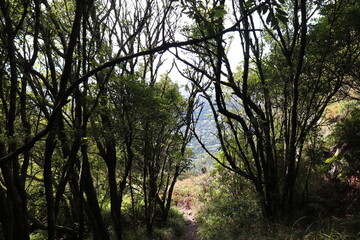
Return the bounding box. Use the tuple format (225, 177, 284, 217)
(179, 208, 198, 240)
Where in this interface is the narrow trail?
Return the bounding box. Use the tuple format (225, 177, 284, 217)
(179, 208, 198, 240)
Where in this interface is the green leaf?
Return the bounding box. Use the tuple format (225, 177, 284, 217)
(213, 5, 227, 18)
(276, 13, 288, 24)
(266, 12, 273, 24)
(245, 0, 254, 9)
(257, 5, 269, 14)
(325, 156, 337, 164)
(262, 5, 269, 14)
(271, 18, 279, 28)
(276, 8, 287, 16)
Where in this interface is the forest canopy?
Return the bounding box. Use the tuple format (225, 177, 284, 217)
(0, 0, 359, 239)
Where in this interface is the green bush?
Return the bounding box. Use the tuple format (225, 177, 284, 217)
(330, 107, 360, 176)
(195, 165, 360, 239)
(30, 230, 47, 240)
(196, 167, 261, 240)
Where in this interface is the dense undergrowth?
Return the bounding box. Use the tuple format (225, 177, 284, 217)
(29, 206, 186, 240)
(121, 208, 186, 240)
(174, 169, 360, 240)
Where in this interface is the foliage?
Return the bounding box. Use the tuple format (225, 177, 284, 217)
(29, 230, 47, 240)
(329, 107, 360, 176)
(122, 208, 185, 240)
(193, 168, 360, 240)
(0, 0, 360, 238)
(174, 0, 360, 222)
(197, 167, 261, 240)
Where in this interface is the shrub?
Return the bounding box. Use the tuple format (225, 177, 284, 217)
(196, 166, 261, 240)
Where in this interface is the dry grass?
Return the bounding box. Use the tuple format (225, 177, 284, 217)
(173, 173, 211, 212)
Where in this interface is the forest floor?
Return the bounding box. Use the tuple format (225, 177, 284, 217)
(173, 174, 207, 240)
(179, 208, 198, 240)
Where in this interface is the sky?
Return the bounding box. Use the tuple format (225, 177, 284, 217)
(157, 2, 263, 88)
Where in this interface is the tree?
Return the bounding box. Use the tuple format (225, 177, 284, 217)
(322, 0, 360, 100)
(176, 0, 355, 221)
(0, 0, 190, 239)
(3, 0, 358, 238)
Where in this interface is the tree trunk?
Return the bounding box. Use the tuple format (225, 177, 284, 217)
(81, 145, 110, 240)
(108, 163, 123, 240)
(44, 129, 57, 240)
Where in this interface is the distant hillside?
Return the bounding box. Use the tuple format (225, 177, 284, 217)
(187, 98, 220, 169)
